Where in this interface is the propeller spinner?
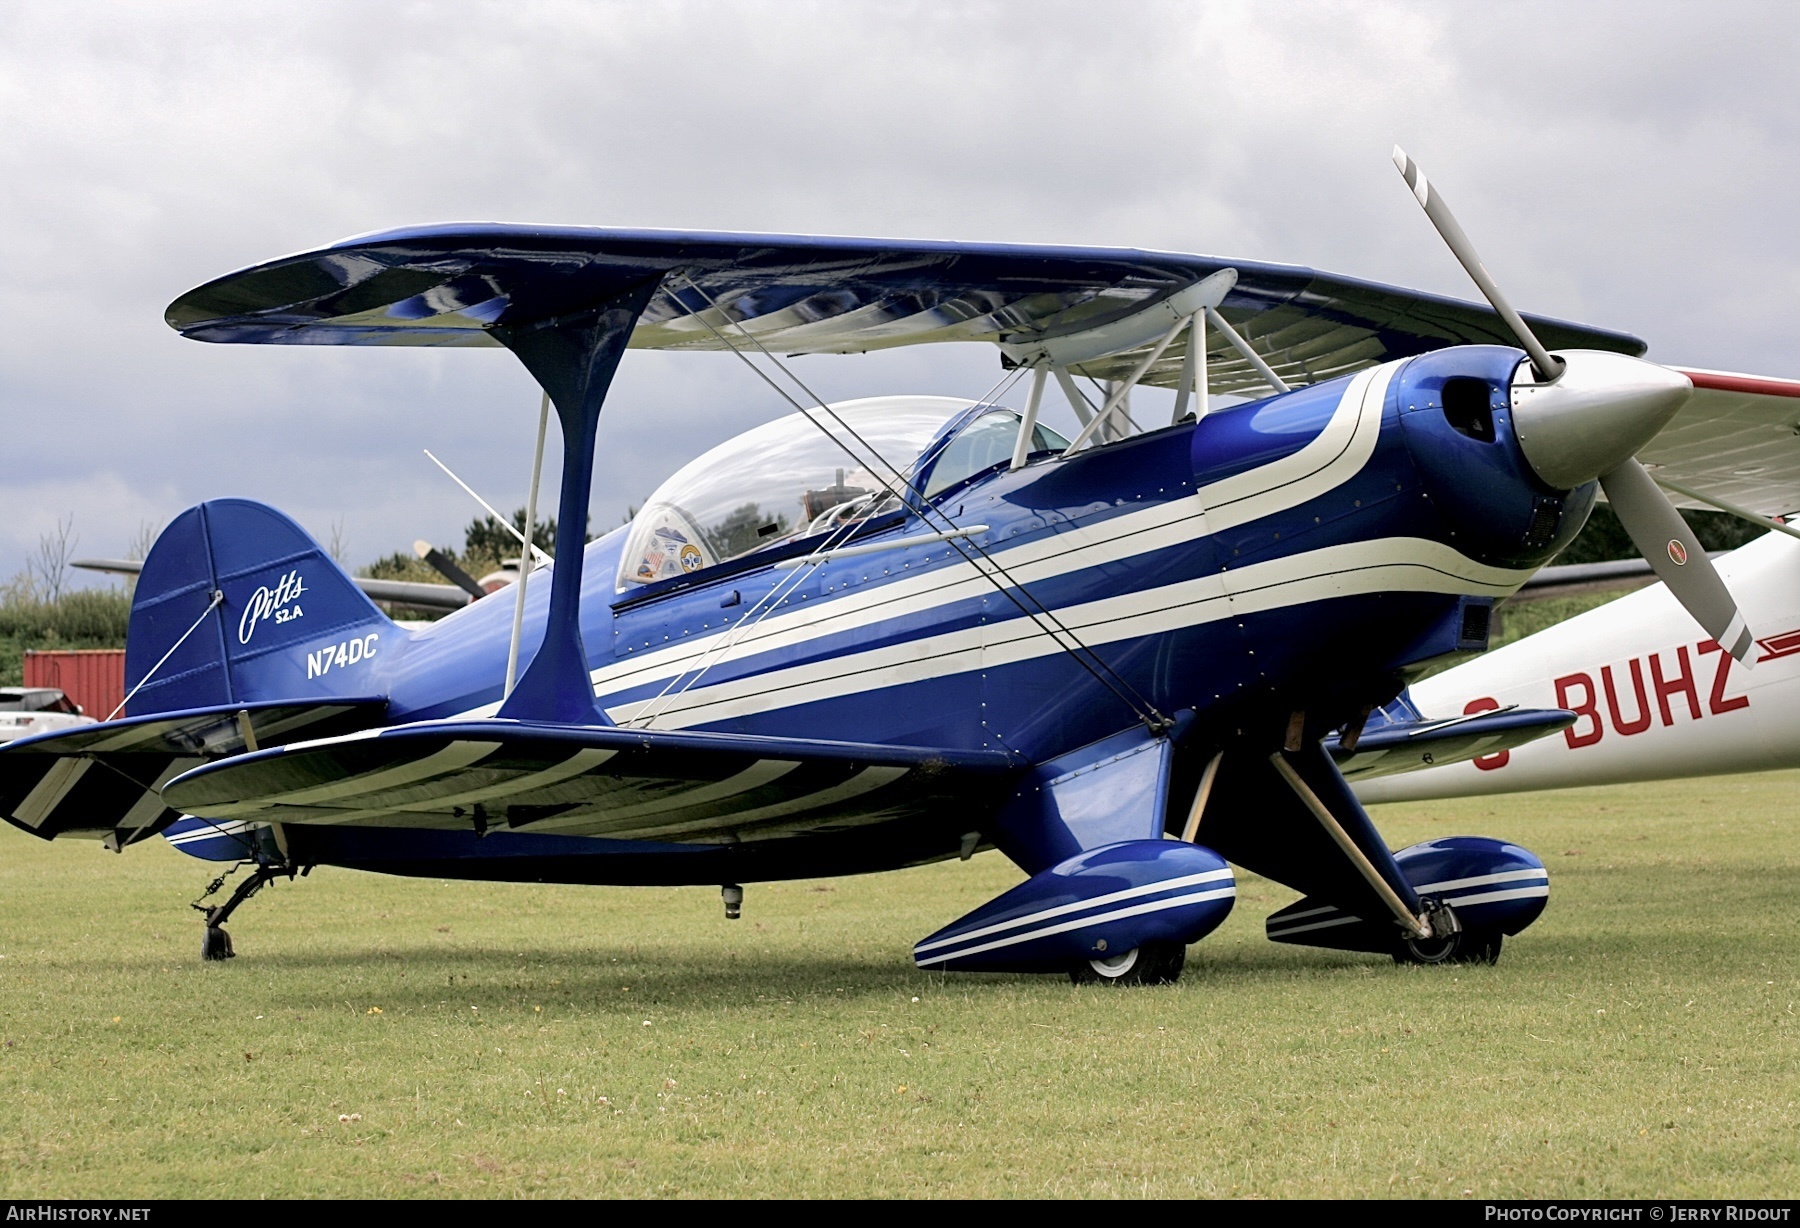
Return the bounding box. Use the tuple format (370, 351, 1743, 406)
(1391, 147, 1754, 665)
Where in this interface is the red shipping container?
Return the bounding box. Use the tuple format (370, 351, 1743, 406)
(23, 649, 126, 719)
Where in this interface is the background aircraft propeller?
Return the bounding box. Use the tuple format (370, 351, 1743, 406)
(1392, 147, 1755, 664)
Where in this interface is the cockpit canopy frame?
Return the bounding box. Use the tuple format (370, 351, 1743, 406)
(615, 395, 1067, 596)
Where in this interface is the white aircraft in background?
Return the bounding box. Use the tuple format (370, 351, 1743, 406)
(1357, 368, 1800, 802)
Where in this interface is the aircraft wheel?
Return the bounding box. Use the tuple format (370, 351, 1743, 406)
(1454, 930, 1503, 965)
(1393, 928, 1503, 966)
(1068, 940, 1186, 986)
(201, 926, 235, 962)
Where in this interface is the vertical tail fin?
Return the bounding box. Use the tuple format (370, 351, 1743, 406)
(126, 499, 396, 716)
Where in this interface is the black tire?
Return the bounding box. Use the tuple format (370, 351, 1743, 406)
(1393, 928, 1502, 966)
(1068, 940, 1187, 985)
(201, 926, 235, 962)
(1454, 930, 1503, 965)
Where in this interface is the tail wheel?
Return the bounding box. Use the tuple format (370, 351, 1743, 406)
(201, 925, 235, 962)
(1068, 940, 1187, 986)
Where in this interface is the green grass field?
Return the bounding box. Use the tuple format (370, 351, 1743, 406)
(1, 773, 1795, 1199)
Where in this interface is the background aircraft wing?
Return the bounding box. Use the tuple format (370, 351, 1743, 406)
(160, 719, 1021, 845)
(1639, 370, 1800, 517)
(1326, 699, 1576, 782)
(165, 225, 1644, 398)
(73, 557, 472, 612)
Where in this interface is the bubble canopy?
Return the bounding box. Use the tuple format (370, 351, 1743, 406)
(617, 395, 1067, 589)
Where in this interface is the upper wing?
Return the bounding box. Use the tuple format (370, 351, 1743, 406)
(1640, 369, 1800, 517)
(160, 718, 1021, 845)
(165, 225, 1644, 398)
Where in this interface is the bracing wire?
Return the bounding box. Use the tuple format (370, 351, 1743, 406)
(81, 755, 261, 858)
(107, 590, 224, 721)
(671, 274, 1167, 728)
(627, 511, 865, 729)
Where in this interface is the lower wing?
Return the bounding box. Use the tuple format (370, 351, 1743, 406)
(159, 719, 1022, 845)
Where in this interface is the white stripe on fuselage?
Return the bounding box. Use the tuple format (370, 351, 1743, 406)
(602, 536, 1530, 728)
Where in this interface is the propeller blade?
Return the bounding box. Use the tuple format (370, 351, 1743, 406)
(1390, 146, 1754, 664)
(1391, 146, 1563, 383)
(1599, 457, 1754, 664)
(413, 539, 488, 600)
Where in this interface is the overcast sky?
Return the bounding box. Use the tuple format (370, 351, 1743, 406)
(2, 0, 1796, 584)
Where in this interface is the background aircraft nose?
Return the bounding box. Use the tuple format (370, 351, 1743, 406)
(1510, 351, 1693, 489)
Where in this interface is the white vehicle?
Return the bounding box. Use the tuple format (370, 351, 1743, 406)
(1357, 370, 1800, 801)
(0, 688, 95, 746)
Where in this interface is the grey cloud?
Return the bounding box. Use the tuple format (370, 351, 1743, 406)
(1, 0, 1795, 580)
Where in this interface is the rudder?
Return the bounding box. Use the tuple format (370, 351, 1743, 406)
(126, 499, 397, 716)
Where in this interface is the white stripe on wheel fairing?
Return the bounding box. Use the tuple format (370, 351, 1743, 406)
(1266, 913, 1363, 938)
(1440, 885, 1549, 908)
(1414, 867, 1547, 895)
(914, 886, 1238, 967)
(913, 867, 1237, 956)
(1268, 902, 1343, 924)
(1267, 874, 1550, 936)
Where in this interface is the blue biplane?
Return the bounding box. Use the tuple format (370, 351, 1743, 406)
(1, 154, 1751, 981)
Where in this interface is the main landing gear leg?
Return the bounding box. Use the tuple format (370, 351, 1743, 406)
(193, 862, 299, 961)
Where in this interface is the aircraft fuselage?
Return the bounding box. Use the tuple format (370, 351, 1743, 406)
(366, 346, 1581, 789)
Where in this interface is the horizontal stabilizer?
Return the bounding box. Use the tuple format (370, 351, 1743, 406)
(0, 699, 386, 846)
(1326, 696, 1575, 782)
(162, 720, 1020, 844)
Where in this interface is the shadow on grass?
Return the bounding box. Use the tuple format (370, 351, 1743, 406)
(99, 937, 1451, 1015)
